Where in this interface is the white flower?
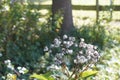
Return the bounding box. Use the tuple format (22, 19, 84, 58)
(4, 60, 11, 64)
(54, 38, 59, 43)
(43, 36, 100, 71)
(44, 46, 48, 51)
(17, 66, 22, 70)
(54, 38, 61, 47)
(80, 38, 84, 42)
(7, 63, 14, 70)
(77, 56, 87, 64)
(18, 67, 28, 74)
(93, 51, 99, 58)
(55, 53, 63, 59)
(94, 46, 98, 49)
(19, 70, 24, 74)
(65, 41, 73, 48)
(74, 59, 77, 64)
(67, 49, 73, 54)
(87, 44, 94, 49)
(4, 60, 14, 70)
(79, 41, 87, 48)
(1, 76, 5, 79)
(79, 51, 83, 54)
(63, 34, 68, 39)
(4, 5, 10, 11)
(7, 73, 13, 77)
(22, 67, 27, 71)
(87, 55, 91, 60)
(74, 43, 78, 47)
(47, 64, 61, 70)
(21, 17, 26, 20)
(69, 37, 75, 41)
(91, 58, 98, 63)
(63, 41, 67, 44)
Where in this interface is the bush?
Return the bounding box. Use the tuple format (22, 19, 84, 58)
(70, 23, 109, 50)
(40, 34, 100, 80)
(0, 0, 58, 78)
(0, 0, 112, 79)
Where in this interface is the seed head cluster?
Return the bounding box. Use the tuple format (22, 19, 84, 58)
(44, 34, 100, 66)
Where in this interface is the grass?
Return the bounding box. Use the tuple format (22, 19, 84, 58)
(95, 25, 120, 79)
(73, 10, 120, 20)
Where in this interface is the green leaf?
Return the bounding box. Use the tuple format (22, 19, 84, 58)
(44, 72, 54, 80)
(30, 73, 47, 80)
(29, 72, 54, 80)
(81, 70, 98, 78)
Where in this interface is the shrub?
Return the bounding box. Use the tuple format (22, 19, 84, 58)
(41, 34, 100, 80)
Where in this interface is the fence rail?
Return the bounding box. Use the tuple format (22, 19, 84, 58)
(30, 5, 120, 11)
(29, 4, 120, 22)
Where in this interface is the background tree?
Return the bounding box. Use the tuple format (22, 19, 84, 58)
(52, 0, 74, 34)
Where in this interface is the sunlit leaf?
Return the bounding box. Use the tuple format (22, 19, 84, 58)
(30, 73, 47, 80)
(30, 72, 54, 80)
(81, 70, 98, 78)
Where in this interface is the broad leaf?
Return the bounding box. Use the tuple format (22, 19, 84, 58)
(29, 72, 54, 80)
(30, 73, 47, 80)
(81, 70, 98, 78)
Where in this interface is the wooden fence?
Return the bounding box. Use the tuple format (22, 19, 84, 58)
(30, 5, 120, 10)
(30, 0, 120, 23)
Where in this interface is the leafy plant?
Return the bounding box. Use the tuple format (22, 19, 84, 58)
(43, 34, 100, 79)
(30, 72, 54, 80)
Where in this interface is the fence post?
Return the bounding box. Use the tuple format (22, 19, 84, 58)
(96, 0, 99, 23)
(110, 0, 113, 20)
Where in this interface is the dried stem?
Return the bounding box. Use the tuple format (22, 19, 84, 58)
(13, 69, 21, 77)
(68, 64, 78, 80)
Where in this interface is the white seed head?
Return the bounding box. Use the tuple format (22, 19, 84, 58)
(69, 37, 75, 41)
(17, 66, 22, 70)
(77, 55, 87, 64)
(80, 38, 84, 42)
(4, 60, 11, 64)
(63, 34, 68, 39)
(44, 46, 48, 51)
(67, 49, 73, 54)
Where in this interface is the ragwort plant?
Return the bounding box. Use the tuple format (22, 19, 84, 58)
(43, 34, 100, 80)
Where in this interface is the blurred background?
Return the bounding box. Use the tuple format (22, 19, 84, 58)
(0, 0, 120, 79)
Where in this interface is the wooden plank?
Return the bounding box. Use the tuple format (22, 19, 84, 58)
(96, 0, 99, 23)
(29, 4, 120, 11)
(110, 0, 113, 20)
(73, 5, 120, 11)
(29, 4, 51, 9)
(73, 5, 96, 10)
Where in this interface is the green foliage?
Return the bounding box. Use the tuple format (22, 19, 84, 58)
(81, 70, 98, 78)
(30, 72, 54, 80)
(0, 2, 41, 67)
(95, 24, 120, 80)
(0, 0, 58, 77)
(42, 34, 100, 80)
(1, 0, 119, 80)
(71, 23, 109, 49)
(0, 0, 62, 79)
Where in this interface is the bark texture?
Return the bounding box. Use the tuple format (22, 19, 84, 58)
(52, 0, 74, 34)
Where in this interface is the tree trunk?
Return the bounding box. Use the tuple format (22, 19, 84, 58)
(52, 0, 74, 34)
